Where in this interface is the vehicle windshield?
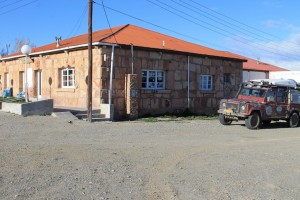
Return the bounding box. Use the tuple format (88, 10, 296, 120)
(239, 88, 266, 98)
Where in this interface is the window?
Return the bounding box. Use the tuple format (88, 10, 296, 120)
(141, 70, 165, 89)
(266, 91, 275, 102)
(200, 75, 213, 91)
(291, 90, 300, 103)
(276, 88, 286, 103)
(223, 73, 231, 85)
(62, 68, 75, 88)
(239, 88, 266, 97)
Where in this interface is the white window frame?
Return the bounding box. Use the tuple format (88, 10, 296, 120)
(62, 68, 75, 88)
(200, 75, 213, 91)
(142, 70, 165, 90)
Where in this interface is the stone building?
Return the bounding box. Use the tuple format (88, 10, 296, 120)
(0, 24, 246, 120)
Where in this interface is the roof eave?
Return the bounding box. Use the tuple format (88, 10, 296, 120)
(119, 44, 247, 62)
(0, 42, 118, 61)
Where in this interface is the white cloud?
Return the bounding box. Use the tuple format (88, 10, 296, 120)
(262, 0, 282, 8)
(262, 19, 300, 32)
(225, 32, 300, 71)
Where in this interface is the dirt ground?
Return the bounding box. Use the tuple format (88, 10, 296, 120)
(0, 112, 300, 200)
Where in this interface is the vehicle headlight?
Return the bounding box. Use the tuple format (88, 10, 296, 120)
(240, 104, 246, 112)
(222, 102, 226, 108)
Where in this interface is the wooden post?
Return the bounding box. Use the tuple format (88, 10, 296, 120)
(87, 0, 93, 122)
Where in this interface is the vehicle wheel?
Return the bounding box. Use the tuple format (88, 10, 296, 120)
(219, 114, 232, 125)
(288, 112, 299, 128)
(245, 112, 261, 129)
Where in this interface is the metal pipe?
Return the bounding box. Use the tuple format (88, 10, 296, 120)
(25, 56, 29, 102)
(131, 44, 134, 74)
(187, 56, 190, 109)
(109, 45, 115, 106)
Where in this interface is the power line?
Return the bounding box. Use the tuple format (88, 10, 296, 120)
(149, 0, 300, 57)
(94, 1, 300, 62)
(0, 0, 26, 9)
(0, 0, 38, 15)
(67, 2, 88, 38)
(0, 0, 9, 4)
(178, 0, 300, 51)
(147, 0, 233, 37)
(170, 0, 273, 43)
(188, 0, 280, 40)
(95, 3, 298, 60)
(101, 0, 118, 44)
(94, 2, 226, 50)
(146, 0, 300, 60)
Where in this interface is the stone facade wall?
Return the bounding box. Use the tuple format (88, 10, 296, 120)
(1, 46, 243, 119)
(0, 48, 102, 109)
(105, 48, 243, 118)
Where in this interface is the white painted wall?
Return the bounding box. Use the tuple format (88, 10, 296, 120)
(243, 71, 268, 81)
(270, 71, 300, 83)
(27, 68, 33, 87)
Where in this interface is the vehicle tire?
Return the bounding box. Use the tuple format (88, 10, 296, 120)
(219, 114, 232, 125)
(245, 112, 261, 129)
(288, 112, 299, 128)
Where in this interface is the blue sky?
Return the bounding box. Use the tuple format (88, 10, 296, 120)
(1, 0, 300, 70)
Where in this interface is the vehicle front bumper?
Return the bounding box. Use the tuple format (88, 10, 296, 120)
(218, 109, 248, 120)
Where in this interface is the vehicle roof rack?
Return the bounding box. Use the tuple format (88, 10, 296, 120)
(246, 79, 300, 89)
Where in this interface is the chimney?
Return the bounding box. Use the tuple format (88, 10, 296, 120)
(55, 36, 62, 47)
(257, 57, 260, 64)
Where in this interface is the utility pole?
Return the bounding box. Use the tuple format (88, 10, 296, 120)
(87, 0, 93, 122)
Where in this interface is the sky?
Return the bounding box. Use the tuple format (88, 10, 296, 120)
(1, 0, 300, 71)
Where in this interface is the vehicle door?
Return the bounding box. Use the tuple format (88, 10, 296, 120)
(275, 87, 288, 118)
(264, 89, 277, 119)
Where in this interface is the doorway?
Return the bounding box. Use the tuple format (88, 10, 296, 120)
(35, 70, 42, 98)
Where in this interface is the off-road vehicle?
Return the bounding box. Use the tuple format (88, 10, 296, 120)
(218, 79, 300, 129)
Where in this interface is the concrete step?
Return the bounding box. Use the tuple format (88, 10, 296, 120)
(75, 112, 109, 122)
(52, 111, 78, 121)
(75, 113, 106, 119)
(81, 117, 110, 122)
(73, 109, 101, 115)
(53, 107, 110, 122)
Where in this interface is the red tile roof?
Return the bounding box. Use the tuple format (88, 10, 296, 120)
(3, 24, 246, 61)
(241, 56, 288, 72)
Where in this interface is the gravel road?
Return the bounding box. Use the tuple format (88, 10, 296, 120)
(0, 112, 300, 200)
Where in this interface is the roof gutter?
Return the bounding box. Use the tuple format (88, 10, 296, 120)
(0, 42, 118, 61)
